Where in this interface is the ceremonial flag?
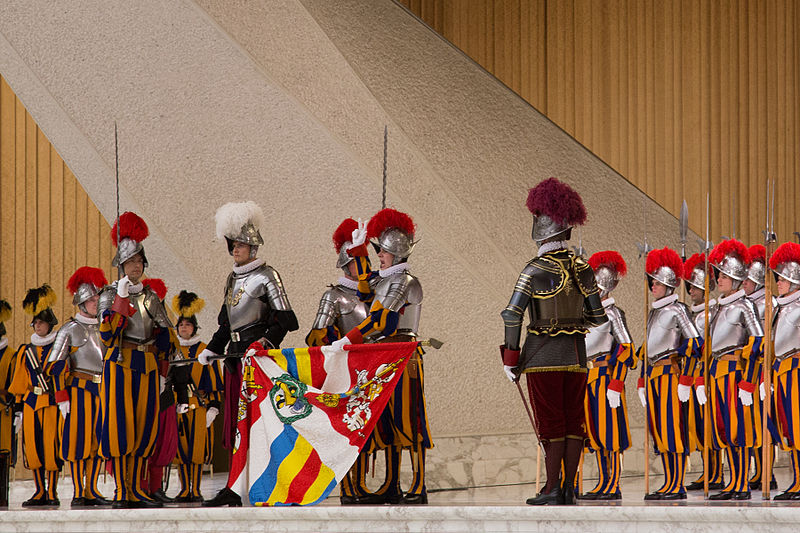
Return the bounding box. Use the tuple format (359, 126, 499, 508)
(227, 342, 418, 506)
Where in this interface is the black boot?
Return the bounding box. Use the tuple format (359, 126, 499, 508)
(201, 487, 242, 507)
(526, 486, 564, 505)
(0, 453, 9, 508)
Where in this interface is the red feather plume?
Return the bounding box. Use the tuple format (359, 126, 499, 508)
(588, 251, 627, 277)
(526, 177, 587, 227)
(770, 242, 800, 270)
(367, 209, 415, 240)
(708, 239, 748, 267)
(748, 244, 766, 264)
(67, 266, 108, 295)
(111, 212, 149, 246)
(143, 278, 168, 300)
(332, 218, 359, 253)
(646, 247, 684, 279)
(683, 253, 712, 278)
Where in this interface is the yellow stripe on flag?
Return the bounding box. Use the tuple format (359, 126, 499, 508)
(266, 433, 315, 505)
(294, 348, 313, 385)
(270, 350, 289, 372)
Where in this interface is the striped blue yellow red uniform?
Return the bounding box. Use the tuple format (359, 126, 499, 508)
(584, 340, 636, 495)
(772, 356, 800, 492)
(8, 341, 62, 501)
(0, 341, 18, 461)
(175, 340, 223, 499)
(98, 302, 177, 503)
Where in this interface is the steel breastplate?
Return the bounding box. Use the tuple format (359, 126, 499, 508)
(122, 291, 156, 344)
(585, 320, 613, 360)
(226, 270, 270, 332)
(710, 301, 749, 357)
(750, 294, 766, 321)
(774, 300, 800, 360)
(646, 306, 682, 362)
(70, 322, 104, 375)
(374, 272, 422, 335)
(333, 286, 370, 334)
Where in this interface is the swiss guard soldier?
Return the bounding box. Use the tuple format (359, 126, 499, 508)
(97, 212, 178, 508)
(306, 218, 374, 505)
(8, 285, 62, 506)
(332, 208, 431, 505)
(0, 300, 16, 508)
(200, 201, 299, 508)
(499, 178, 607, 506)
(681, 253, 725, 491)
(638, 247, 700, 500)
(580, 251, 636, 501)
(743, 244, 777, 491)
(703, 240, 764, 500)
(767, 242, 800, 499)
(45, 267, 110, 507)
(172, 290, 223, 503)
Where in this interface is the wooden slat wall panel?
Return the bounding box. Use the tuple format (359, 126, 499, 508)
(0, 74, 115, 347)
(398, 0, 800, 246)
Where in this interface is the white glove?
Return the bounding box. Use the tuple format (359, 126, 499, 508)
(739, 388, 753, 407)
(176, 403, 189, 414)
(346, 218, 367, 250)
(696, 385, 707, 405)
(331, 336, 352, 352)
(197, 349, 215, 366)
(677, 384, 692, 403)
(606, 389, 621, 408)
(58, 400, 70, 419)
(760, 382, 766, 401)
(116, 275, 131, 298)
(159, 375, 166, 394)
(638, 387, 646, 408)
(503, 365, 517, 382)
(206, 406, 219, 428)
(14, 412, 22, 433)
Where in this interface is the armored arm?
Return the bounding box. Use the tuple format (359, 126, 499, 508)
(576, 261, 607, 326)
(501, 264, 535, 352)
(46, 324, 73, 369)
(260, 267, 299, 348)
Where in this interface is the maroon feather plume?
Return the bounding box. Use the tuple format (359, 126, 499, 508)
(67, 266, 108, 295)
(770, 242, 800, 270)
(588, 251, 627, 277)
(143, 278, 167, 300)
(526, 178, 587, 226)
(367, 209, 415, 240)
(683, 253, 713, 278)
(708, 239, 748, 267)
(748, 244, 766, 265)
(332, 218, 359, 253)
(646, 247, 684, 279)
(111, 212, 149, 246)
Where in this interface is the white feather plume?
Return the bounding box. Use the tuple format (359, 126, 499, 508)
(215, 201, 265, 240)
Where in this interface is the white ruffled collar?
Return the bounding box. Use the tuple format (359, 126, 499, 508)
(777, 290, 800, 306)
(691, 299, 716, 313)
(747, 287, 765, 301)
(337, 277, 359, 290)
(75, 313, 98, 325)
(179, 335, 202, 347)
(602, 297, 616, 308)
(0, 337, 7, 351)
(652, 293, 679, 309)
(379, 263, 409, 278)
(31, 331, 57, 346)
(128, 282, 144, 294)
(718, 289, 746, 306)
(537, 241, 567, 256)
(233, 258, 265, 275)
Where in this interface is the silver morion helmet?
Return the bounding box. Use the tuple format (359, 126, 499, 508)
(215, 201, 265, 256)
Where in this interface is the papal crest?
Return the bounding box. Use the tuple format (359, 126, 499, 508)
(269, 373, 312, 424)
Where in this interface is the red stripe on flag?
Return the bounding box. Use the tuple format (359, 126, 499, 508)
(308, 346, 327, 389)
(285, 447, 323, 503)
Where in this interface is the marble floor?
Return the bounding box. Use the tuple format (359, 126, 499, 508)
(4, 466, 800, 532)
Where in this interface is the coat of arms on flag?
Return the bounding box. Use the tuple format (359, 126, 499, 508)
(226, 342, 419, 506)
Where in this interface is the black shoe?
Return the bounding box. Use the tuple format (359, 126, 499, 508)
(111, 500, 130, 509)
(128, 498, 164, 508)
(202, 487, 242, 507)
(732, 491, 751, 500)
(659, 492, 687, 500)
(577, 492, 599, 500)
(339, 494, 357, 505)
(685, 480, 705, 491)
(86, 496, 111, 506)
(46, 498, 60, 506)
(595, 492, 622, 501)
(709, 491, 734, 500)
(354, 492, 403, 505)
(150, 490, 175, 503)
(644, 492, 663, 501)
(22, 496, 50, 507)
(563, 486, 576, 505)
(708, 481, 726, 490)
(71, 497, 87, 507)
(401, 492, 428, 505)
(526, 487, 564, 506)
(750, 479, 779, 490)
(773, 491, 798, 500)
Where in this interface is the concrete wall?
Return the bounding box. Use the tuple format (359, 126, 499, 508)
(0, 0, 696, 485)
